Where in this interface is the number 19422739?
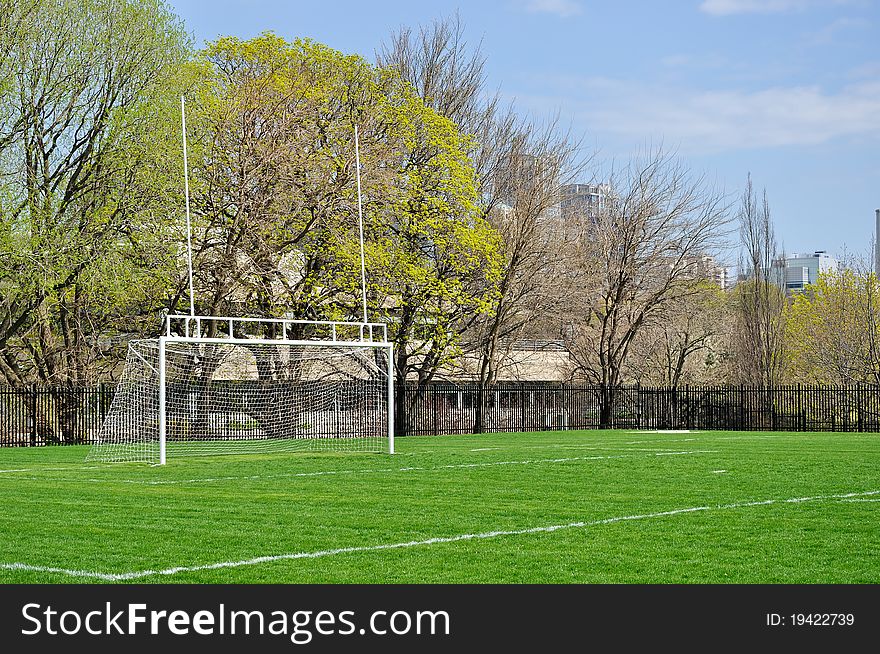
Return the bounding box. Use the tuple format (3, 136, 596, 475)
(766, 613, 855, 626)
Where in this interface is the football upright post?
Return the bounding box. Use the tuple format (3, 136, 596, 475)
(158, 335, 167, 466)
(388, 342, 395, 454)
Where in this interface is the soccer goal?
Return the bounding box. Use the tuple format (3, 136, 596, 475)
(87, 315, 394, 464)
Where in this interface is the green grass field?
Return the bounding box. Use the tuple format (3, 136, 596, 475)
(1, 429, 878, 583)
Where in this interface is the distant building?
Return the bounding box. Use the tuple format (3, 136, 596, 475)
(559, 183, 610, 221)
(494, 153, 559, 207)
(772, 251, 838, 292)
(875, 209, 880, 279)
(699, 255, 728, 290)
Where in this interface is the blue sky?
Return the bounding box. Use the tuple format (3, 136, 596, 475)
(168, 0, 880, 265)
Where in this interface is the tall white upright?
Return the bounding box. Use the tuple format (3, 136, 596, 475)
(354, 125, 369, 324)
(157, 336, 167, 465)
(182, 95, 195, 317)
(355, 125, 394, 453)
(387, 343, 395, 454)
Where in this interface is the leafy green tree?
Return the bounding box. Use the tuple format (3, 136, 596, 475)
(0, 0, 189, 438)
(785, 269, 880, 385)
(180, 34, 501, 433)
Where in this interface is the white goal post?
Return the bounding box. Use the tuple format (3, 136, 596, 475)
(87, 315, 394, 465)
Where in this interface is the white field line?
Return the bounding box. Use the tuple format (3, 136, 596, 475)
(839, 498, 880, 502)
(0, 444, 694, 475)
(3, 489, 877, 582)
(711, 434, 784, 441)
(520, 438, 697, 453)
(6, 451, 717, 487)
(0, 465, 102, 475)
(627, 430, 700, 434)
(625, 438, 697, 445)
(521, 441, 650, 450)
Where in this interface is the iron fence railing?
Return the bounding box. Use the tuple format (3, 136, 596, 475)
(3, 382, 880, 447)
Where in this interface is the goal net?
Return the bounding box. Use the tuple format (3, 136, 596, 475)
(87, 333, 393, 464)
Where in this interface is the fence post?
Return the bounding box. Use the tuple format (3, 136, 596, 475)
(99, 382, 109, 421)
(858, 385, 864, 433)
(797, 384, 802, 432)
(635, 384, 641, 429)
(685, 385, 691, 430)
(29, 383, 37, 447)
(771, 387, 777, 431)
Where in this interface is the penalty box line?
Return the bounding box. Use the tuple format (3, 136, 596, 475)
(2, 489, 878, 582)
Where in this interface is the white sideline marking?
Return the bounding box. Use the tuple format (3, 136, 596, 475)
(711, 470, 728, 474)
(839, 498, 880, 502)
(627, 430, 700, 434)
(624, 438, 700, 445)
(6, 451, 716, 487)
(524, 443, 697, 450)
(0, 465, 101, 475)
(3, 489, 877, 581)
(470, 448, 498, 452)
(520, 445, 599, 451)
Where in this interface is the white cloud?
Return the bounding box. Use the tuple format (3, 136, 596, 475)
(524, 0, 583, 18)
(517, 76, 880, 154)
(699, 0, 857, 15)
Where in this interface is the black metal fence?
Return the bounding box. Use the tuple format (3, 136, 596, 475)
(401, 383, 880, 435)
(3, 382, 880, 447)
(0, 385, 115, 446)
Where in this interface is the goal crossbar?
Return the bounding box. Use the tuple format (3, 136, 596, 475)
(166, 314, 388, 343)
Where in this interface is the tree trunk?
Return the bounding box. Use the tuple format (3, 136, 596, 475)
(598, 385, 614, 429)
(394, 349, 410, 438)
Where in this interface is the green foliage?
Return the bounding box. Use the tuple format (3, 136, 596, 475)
(183, 32, 501, 378)
(0, 0, 191, 383)
(1, 19, 501, 384)
(784, 269, 880, 384)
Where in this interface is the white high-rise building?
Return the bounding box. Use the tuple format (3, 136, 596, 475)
(699, 255, 729, 290)
(772, 251, 838, 292)
(874, 209, 880, 278)
(559, 183, 610, 221)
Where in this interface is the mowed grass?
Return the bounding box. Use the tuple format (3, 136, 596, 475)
(0, 429, 878, 584)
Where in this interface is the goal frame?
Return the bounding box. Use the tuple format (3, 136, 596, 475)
(154, 314, 395, 465)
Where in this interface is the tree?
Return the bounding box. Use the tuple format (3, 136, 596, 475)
(566, 150, 729, 428)
(0, 0, 189, 391)
(628, 281, 727, 388)
(731, 175, 786, 386)
(380, 17, 590, 433)
(463, 119, 588, 431)
(785, 268, 880, 385)
(175, 34, 384, 325)
(176, 34, 502, 435)
(371, 93, 503, 435)
(0, 0, 189, 445)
